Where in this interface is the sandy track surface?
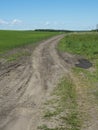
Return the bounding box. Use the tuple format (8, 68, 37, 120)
(0, 35, 69, 130)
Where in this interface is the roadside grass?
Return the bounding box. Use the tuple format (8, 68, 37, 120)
(56, 32, 98, 129)
(38, 78, 81, 130)
(56, 78, 81, 130)
(72, 66, 98, 101)
(0, 30, 59, 53)
(58, 32, 98, 99)
(58, 32, 98, 60)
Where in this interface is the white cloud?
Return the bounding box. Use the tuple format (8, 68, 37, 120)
(43, 21, 65, 28)
(0, 19, 23, 26)
(0, 19, 8, 25)
(44, 21, 51, 26)
(11, 19, 22, 25)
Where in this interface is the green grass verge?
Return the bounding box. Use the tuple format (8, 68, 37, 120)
(58, 32, 98, 59)
(56, 78, 81, 130)
(58, 32, 98, 101)
(39, 78, 81, 130)
(0, 30, 59, 53)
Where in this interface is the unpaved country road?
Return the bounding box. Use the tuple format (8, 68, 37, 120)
(0, 35, 69, 130)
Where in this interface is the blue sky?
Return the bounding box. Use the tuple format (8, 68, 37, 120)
(0, 0, 98, 30)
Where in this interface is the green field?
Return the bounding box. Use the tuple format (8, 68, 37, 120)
(0, 30, 59, 53)
(58, 32, 98, 59)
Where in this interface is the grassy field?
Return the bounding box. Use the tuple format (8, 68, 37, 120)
(58, 32, 98, 59)
(58, 32, 98, 85)
(0, 30, 59, 53)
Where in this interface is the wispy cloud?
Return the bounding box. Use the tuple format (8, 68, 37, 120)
(11, 19, 22, 25)
(0, 19, 67, 30)
(0, 19, 8, 25)
(42, 21, 66, 29)
(0, 19, 23, 25)
(44, 21, 51, 26)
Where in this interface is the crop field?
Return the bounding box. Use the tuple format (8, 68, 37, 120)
(0, 30, 59, 53)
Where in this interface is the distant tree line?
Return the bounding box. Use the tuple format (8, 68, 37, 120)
(91, 29, 98, 32)
(34, 29, 97, 33)
(34, 29, 73, 32)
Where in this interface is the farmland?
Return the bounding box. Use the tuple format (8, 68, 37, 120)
(0, 30, 59, 53)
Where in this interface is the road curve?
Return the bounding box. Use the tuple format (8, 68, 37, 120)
(0, 35, 69, 130)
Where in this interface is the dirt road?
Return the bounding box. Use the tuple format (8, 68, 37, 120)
(0, 35, 69, 130)
(1, 34, 98, 130)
